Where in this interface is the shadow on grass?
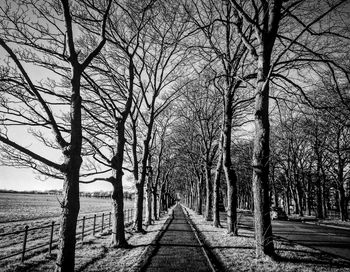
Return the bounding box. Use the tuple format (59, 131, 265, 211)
(76, 246, 108, 272)
(273, 252, 350, 268)
(1, 253, 56, 272)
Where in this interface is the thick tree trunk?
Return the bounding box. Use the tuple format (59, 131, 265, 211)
(251, 45, 274, 258)
(157, 186, 163, 218)
(55, 72, 82, 272)
(111, 58, 133, 244)
(316, 167, 324, 219)
(205, 164, 213, 221)
(165, 193, 171, 210)
(153, 186, 158, 220)
(339, 187, 348, 221)
(226, 168, 238, 235)
(55, 168, 80, 272)
(133, 112, 153, 231)
(110, 124, 128, 247)
(213, 154, 222, 227)
(133, 182, 145, 232)
(131, 133, 149, 233)
(222, 90, 238, 235)
(192, 183, 197, 210)
(110, 177, 127, 247)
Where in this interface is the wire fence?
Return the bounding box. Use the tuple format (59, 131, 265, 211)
(0, 208, 139, 263)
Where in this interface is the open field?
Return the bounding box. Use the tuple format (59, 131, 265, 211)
(1, 208, 173, 272)
(0, 192, 126, 223)
(0, 193, 135, 265)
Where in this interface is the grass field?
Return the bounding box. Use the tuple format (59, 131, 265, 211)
(0, 192, 135, 265)
(0, 192, 131, 223)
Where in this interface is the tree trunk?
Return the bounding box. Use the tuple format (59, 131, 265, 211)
(166, 192, 170, 211)
(197, 174, 203, 215)
(205, 164, 213, 221)
(222, 74, 238, 234)
(110, 177, 127, 247)
(251, 45, 274, 258)
(55, 168, 80, 272)
(306, 172, 312, 216)
(109, 98, 132, 246)
(153, 186, 158, 220)
(146, 188, 152, 225)
(146, 166, 153, 226)
(272, 182, 279, 208)
(131, 132, 149, 232)
(295, 176, 304, 216)
(292, 188, 299, 215)
(133, 182, 145, 232)
(339, 187, 348, 221)
(226, 168, 238, 235)
(286, 188, 291, 215)
(213, 153, 222, 227)
(133, 111, 154, 231)
(192, 182, 197, 210)
(55, 72, 82, 272)
(316, 161, 324, 219)
(157, 185, 163, 218)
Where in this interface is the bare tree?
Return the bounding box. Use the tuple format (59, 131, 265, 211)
(0, 0, 111, 270)
(178, 76, 222, 221)
(228, 0, 348, 257)
(129, 0, 194, 232)
(185, 0, 255, 232)
(79, 0, 156, 248)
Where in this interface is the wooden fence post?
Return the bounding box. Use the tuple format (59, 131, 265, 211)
(49, 221, 54, 254)
(101, 213, 104, 233)
(93, 214, 96, 236)
(21, 225, 29, 262)
(82, 216, 85, 243)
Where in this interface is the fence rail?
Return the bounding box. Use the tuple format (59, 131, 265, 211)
(0, 208, 138, 263)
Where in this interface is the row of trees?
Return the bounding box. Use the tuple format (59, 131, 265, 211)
(166, 0, 349, 259)
(0, 0, 349, 271)
(270, 100, 350, 221)
(0, 0, 181, 270)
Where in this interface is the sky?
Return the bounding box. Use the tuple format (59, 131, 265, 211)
(0, 165, 116, 192)
(0, 10, 117, 193)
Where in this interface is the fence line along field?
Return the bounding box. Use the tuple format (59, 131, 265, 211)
(0, 192, 135, 264)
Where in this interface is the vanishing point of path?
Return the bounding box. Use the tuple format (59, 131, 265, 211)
(142, 204, 215, 272)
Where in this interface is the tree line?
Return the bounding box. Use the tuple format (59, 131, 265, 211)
(0, 0, 349, 271)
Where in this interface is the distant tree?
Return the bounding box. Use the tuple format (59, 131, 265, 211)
(127, 0, 193, 232)
(184, 0, 254, 232)
(177, 76, 222, 221)
(170, 105, 205, 214)
(149, 108, 175, 221)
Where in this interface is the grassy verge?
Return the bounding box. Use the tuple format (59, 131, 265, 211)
(0, 209, 173, 272)
(185, 207, 350, 272)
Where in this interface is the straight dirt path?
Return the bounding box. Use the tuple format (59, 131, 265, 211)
(142, 204, 214, 272)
